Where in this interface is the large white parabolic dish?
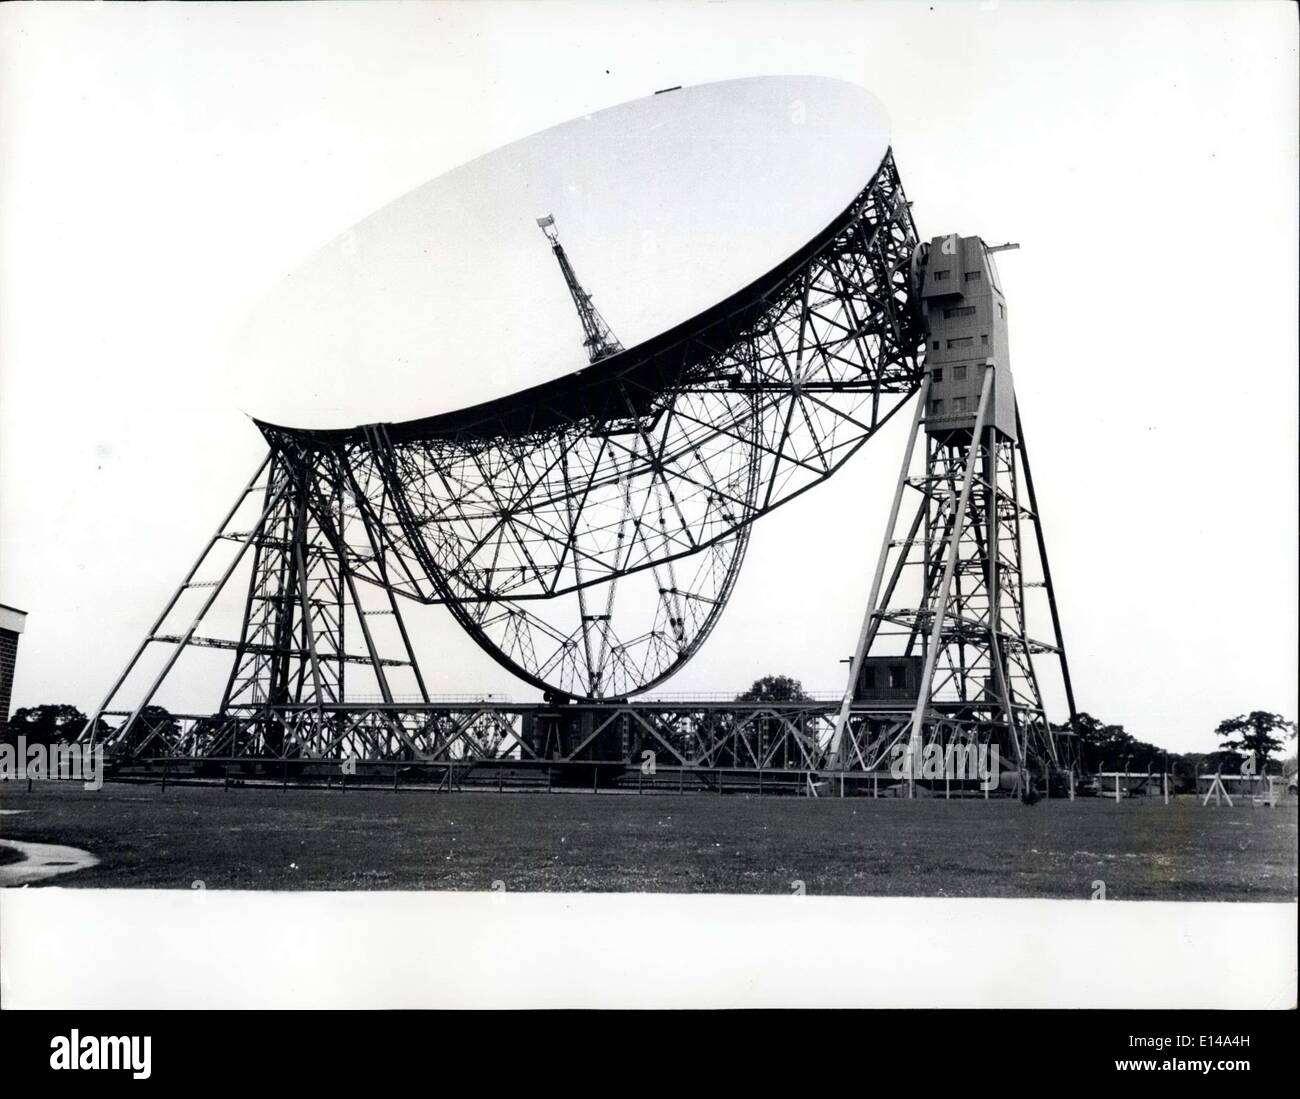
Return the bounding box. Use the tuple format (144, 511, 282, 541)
(235, 76, 891, 429)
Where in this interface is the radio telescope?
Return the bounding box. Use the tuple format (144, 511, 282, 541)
(85, 76, 1077, 788)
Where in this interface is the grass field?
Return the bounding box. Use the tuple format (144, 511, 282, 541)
(1, 782, 1296, 899)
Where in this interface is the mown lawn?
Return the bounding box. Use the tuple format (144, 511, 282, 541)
(1, 782, 1295, 899)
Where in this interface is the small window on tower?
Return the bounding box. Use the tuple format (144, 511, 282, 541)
(890, 666, 907, 690)
(934, 269, 951, 281)
(932, 341, 940, 350)
(860, 667, 876, 691)
(981, 334, 989, 345)
(998, 303, 1005, 319)
(947, 336, 974, 349)
(964, 270, 982, 282)
(930, 398, 944, 416)
(953, 365, 967, 381)
(953, 396, 968, 413)
(932, 368, 943, 382)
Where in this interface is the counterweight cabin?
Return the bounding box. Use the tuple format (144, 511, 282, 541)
(920, 234, 1016, 441)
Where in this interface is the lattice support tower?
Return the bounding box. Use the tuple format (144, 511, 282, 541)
(82, 453, 430, 757)
(828, 234, 1078, 793)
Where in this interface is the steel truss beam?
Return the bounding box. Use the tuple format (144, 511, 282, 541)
(84, 700, 838, 790)
(90, 697, 1039, 799)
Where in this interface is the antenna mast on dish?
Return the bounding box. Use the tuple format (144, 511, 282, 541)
(537, 214, 624, 363)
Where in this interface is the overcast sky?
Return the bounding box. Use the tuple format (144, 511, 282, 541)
(1, 1, 1295, 754)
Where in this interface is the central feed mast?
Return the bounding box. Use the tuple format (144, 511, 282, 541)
(536, 213, 624, 364)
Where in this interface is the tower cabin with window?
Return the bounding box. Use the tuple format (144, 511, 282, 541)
(920, 235, 1017, 441)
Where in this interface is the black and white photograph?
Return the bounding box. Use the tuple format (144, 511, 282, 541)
(0, 0, 1295, 1065)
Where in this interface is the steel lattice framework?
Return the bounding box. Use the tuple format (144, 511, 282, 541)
(81, 161, 1082, 791)
(257, 150, 924, 699)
